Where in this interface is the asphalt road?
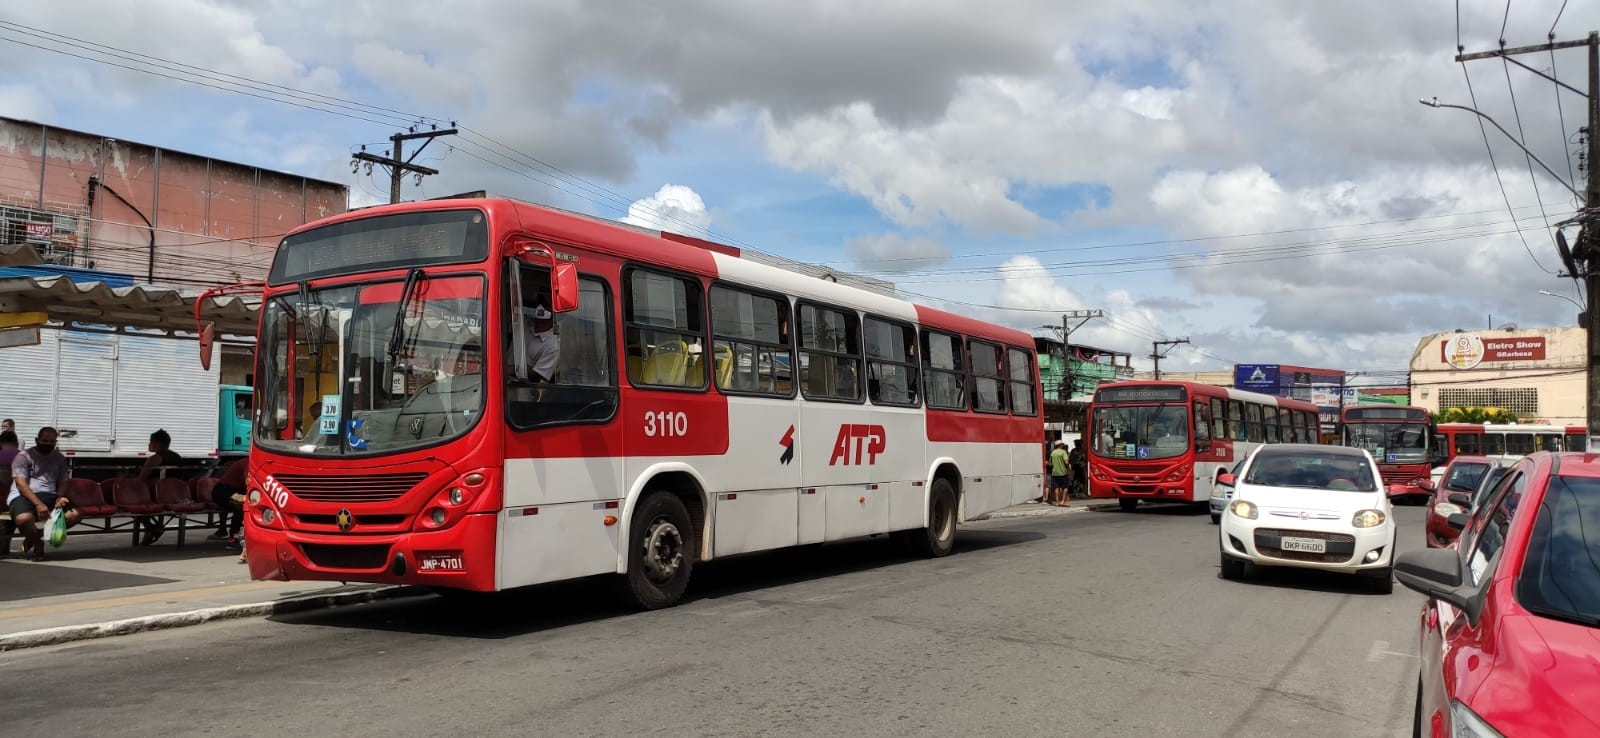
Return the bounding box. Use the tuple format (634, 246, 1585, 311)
(0, 504, 1428, 737)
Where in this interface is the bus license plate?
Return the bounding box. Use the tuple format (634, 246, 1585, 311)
(419, 552, 465, 572)
(1280, 537, 1326, 553)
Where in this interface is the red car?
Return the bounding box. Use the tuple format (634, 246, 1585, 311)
(1396, 452, 1600, 737)
(1423, 456, 1496, 549)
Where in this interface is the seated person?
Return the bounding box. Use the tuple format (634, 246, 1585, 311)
(522, 303, 560, 383)
(137, 429, 182, 545)
(9, 427, 79, 561)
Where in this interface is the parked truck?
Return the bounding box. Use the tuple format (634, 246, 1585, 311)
(0, 328, 250, 472)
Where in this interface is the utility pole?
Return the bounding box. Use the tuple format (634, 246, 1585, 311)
(1149, 338, 1190, 381)
(352, 126, 459, 203)
(1456, 32, 1598, 450)
(1059, 309, 1103, 399)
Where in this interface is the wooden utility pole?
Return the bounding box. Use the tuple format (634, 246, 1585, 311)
(352, 127, 458, 203)
(1457, 33, 1597, 450)
(1149, 338, 1190, 381)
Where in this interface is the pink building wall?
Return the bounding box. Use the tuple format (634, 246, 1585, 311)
(0, 116, 348, 285)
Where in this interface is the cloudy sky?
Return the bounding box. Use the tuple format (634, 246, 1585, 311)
(2, 0, 1596, 379)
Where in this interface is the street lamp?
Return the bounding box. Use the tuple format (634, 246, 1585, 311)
(1539, 290, 1586, 327)
(1418, 98, 1583, 199)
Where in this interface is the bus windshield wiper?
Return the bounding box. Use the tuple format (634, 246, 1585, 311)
(386, 267, 425, 366)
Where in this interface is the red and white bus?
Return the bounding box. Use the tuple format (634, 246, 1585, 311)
(228, 197, 1043, 608)
(1433, 423, 1567, 463)
(1085, 381, 1319, 511)
(1339, 405, 1436, 500)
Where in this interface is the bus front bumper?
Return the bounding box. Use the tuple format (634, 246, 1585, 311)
(246, 512, 499, 592)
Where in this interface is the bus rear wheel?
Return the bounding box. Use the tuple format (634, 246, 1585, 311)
(616, 492, 696, 610)
(909, 478, 957, 558)
(1119, 498, 1138, 512)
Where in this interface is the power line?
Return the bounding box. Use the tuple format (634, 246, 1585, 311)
(1551, 44, 1580, 188)
(1500, 45, 1562, 253)
(1458, 61, 1555, 273)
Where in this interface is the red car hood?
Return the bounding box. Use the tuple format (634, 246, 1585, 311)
(1468, 614, 1600, 736)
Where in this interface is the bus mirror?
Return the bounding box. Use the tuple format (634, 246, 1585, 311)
(198, 322, 216, 370)
(551, 262, 579, 313)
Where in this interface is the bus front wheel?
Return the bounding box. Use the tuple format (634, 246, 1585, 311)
(616, 492, 696, 610)
(910, 478, 958, 558)
(1119, 498, 1138, 512)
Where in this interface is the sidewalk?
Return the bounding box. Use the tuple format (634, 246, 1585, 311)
(0, 530, 410, 651)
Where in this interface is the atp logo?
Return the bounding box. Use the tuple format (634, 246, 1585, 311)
(829, 424, 886, 466)
(778, 425, 796, 465)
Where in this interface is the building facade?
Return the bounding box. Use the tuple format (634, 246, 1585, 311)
(1409, 327, 1582, 424)
(0, 116, 347, 286)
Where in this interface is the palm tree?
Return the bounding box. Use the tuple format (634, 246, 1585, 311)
(1434, 406, 1519, 424)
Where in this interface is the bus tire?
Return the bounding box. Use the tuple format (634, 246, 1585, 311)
(910, 478, 958, 558)
(616, 492, 695, 610)
(1119, 498, 1138, 512)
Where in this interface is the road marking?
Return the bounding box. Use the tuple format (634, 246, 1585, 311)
(1366, 640, 1419, 662)
(0, 581, 281, 620)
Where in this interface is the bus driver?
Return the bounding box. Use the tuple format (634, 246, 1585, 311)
(523, 303, 560, 383)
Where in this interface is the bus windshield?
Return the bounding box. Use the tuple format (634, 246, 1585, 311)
(1091, 403, 1189, 460)
(1341, 422, 1428, 463)
(255, 274, 486, 456)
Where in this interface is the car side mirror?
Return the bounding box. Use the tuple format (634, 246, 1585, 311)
(1446, 512, 1470, 531)
(1417, 479, 1437, 493)
(1216, 473, 1236, 487)
(1395, 548, 1479, 620)
(1447, 492, 1471, 508)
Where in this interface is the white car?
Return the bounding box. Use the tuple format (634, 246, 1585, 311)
(1217, 444, 1396, 593)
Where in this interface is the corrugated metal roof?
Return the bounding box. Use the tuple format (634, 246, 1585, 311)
(0, 276, 258, 339)
(0, 243, 46, 267)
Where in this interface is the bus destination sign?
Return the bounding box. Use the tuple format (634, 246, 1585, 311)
(1094, 386, 1187, 404)
(1345, 407, 1427, 421)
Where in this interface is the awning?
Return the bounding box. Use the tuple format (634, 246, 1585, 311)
(0, 276, 259, 340)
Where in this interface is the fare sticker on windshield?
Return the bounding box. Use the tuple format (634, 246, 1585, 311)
(318, 394, 340, 435)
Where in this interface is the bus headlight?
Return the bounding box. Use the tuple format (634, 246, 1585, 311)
(248, 489, 261, 505)
(1353, 509, 1386, 528)
(449, 487, 465, 506)
(430, 507, 447, 526)
(260, 508, 276, 525)
(1229, 500, 1257, 519)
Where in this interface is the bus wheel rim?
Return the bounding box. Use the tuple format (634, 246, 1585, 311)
(642, 517, 684, 583)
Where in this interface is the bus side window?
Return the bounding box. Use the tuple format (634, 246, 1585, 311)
(507, 269, 618, 429)
(1209, 398, 1225, 440)
(1483, 433, 1505, 455)
(1193, 402, 1211, 450)
(1228, 400, 1245, 440)
(625, 268, 708, 390)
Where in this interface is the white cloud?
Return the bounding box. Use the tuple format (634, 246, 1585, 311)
(622, 184, 711, 233)
(0, 83, 55, 121)
(844, 233, 950, 272)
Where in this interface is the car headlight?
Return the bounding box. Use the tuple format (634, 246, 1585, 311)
(1433, 502, 1464, 518)
(1229, 500, 1257, 519)
(1449, 701, 1504, 738)
(1352, 509, 1386, 528)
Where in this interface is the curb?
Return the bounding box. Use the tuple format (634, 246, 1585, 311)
(0, 585, 424, 652)
(973, 505, 1092, 521)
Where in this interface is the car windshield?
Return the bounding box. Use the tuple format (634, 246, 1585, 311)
(255, 274, 486, 456)
(1443, 462, 1491, 493)
(1091, 403, 1189, 460)
(1517, 475, 1600, 627)
(1242, 450, 1378, 491)
(1341, 422, 1429, 463)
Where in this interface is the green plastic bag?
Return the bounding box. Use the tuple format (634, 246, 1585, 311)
(47, 508, 68, 548)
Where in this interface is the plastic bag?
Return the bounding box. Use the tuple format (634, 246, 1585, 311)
(47, 508, 68, 548)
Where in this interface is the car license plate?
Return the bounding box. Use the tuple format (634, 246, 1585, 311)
(1280, 536, 1326, 553)
(418, 552, 465, 572)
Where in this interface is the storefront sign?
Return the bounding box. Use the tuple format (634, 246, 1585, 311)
(24, 222, 52, 241)
(1439, 333, 1546, 369)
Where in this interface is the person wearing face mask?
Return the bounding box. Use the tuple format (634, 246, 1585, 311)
(9, 426, 78, 562)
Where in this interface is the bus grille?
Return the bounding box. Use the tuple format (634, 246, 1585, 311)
(1380, 469, 1415, 484)
(300, 543, 390, 570)
(274, 473, 428, 503)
